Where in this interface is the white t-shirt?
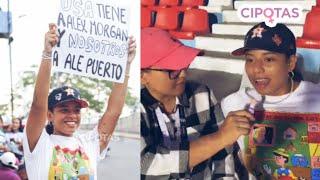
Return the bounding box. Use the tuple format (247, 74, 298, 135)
(221, 81, 320, 179)
(221, 81, 320, 116)
(23, 127, 107, 180)
(6, 132, 24, 143)
(6, 132, 24, 156)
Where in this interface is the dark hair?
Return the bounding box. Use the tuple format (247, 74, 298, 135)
(18, 163, 26, 171)
(273, 152, 289, 163)
(46, 107, 55, 134)
(141, 69, 151, 74)
(45, 122, 54, 135)
(264, 127, 274, 144)
(48, 107, 54, 112)
(11, 117, 24, 133)
(292, 69, 303, 82)
(280, 53, 303, 82)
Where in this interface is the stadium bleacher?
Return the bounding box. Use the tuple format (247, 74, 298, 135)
(141, 0, 320, 100)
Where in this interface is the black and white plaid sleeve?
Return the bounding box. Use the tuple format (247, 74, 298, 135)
(140, 82, 238, 179)
(140, 103, 190, 180)
(183, 82, 236, 179)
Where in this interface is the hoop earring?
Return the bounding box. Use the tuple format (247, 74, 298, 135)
(289, 71, 295, 79)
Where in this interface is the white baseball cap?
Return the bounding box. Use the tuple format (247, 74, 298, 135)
(0, 152, 18, 169)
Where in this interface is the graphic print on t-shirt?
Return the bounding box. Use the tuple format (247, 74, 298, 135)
(48, 145, 94, 180)
(243, 111, 320, 180)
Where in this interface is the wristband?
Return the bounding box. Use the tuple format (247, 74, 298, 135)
(42, 51, 52, 60)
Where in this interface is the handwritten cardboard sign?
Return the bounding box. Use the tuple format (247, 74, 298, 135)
(53, 0, 129, 83)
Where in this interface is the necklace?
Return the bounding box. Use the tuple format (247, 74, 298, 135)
(245, 78, 294, 105)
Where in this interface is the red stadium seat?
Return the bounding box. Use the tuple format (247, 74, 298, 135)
(296, 5, 320, 49)
(141, 7, 153, 28)
(169, 9, 209, 40)
(159, 0, 181, 6)
(181, 9, 209, 33)
(171, 5, 195, 12)
(148, 6, 165, 12)
(141, 0, 156, 6)
(154, 8, 180, 30)
(182, 0, 205, 6)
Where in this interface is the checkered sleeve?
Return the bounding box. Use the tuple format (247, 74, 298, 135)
(183, 83, 237, 179)
(208, 88, 237, 179)
(140, 104, 190, 180)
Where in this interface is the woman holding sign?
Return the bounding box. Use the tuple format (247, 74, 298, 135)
(22, 23, 136, 180)
(221, 22, 320, 179)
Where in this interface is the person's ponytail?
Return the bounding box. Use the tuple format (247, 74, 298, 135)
(45, 122, 54, 135)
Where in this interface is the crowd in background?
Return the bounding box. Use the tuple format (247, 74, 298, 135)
(0, 115, 27, 180)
